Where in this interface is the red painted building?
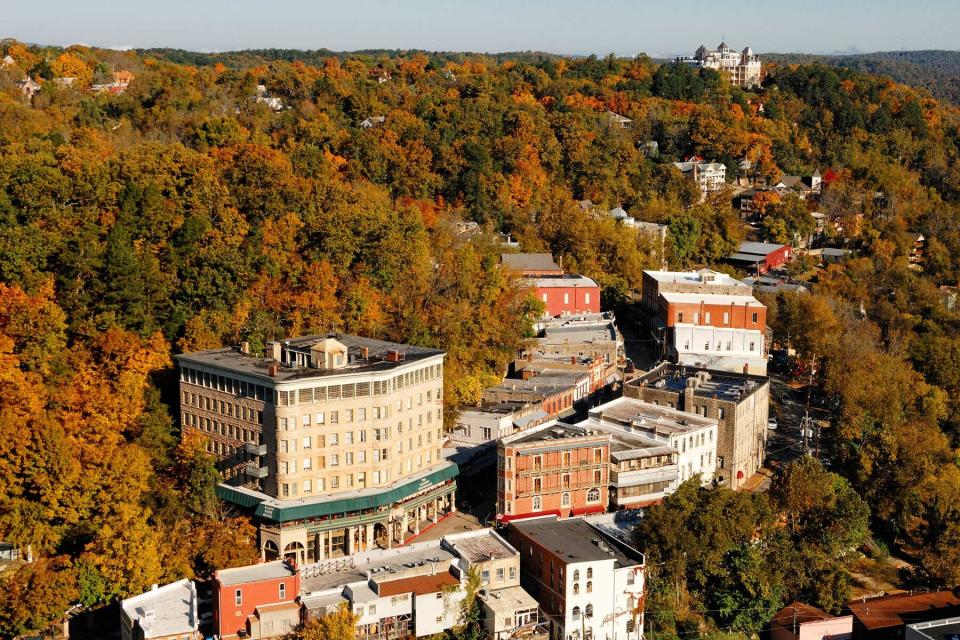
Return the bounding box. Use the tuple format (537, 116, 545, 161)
(728, 242, 792, 274)
(497, 424, 610, 522)
(213, 560, 301, 639)
(534, 275, 601, 316)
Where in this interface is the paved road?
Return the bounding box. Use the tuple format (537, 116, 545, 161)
(757, 373, 833, 490)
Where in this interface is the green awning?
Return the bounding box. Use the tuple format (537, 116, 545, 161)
(219, 463, 458, 524)
(217, 484, 267, 508)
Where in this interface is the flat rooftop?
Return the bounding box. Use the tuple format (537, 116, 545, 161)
(377, 571, 460, 597)
(532, 274, 599, 288)
(540, 325, 617, 344)
(907, 616, 960, 640)
(177, 333, 443, 382)
(217, 560, 296, 586)
(659, 291, 764, 306)
(588, 397, 715, 436)
(509, 516, 643, 568)
(300, 540, 456, 594)
(644, 269, 749, 288)
(847, 592, 960, 631)
(509, 423, 606, 446)
(630, 363, 767, 403)
(443, 530, 517, 563)
(480, 585, 539, 615)
(121, 580, 196, 639)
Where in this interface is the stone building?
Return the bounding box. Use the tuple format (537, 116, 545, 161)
(625, 363, 768, 490)
(176, 334, 456, 563)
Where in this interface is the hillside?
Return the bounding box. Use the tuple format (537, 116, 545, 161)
(765, 49, 960, 104)
(2, 39, 960, 637)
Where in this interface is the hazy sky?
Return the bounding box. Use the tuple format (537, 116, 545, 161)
(4, 0, 957, 57)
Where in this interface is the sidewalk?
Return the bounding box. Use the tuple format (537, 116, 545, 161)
(738, 467, 773, 492)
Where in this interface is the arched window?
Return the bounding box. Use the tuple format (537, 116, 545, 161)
(585, 604, 593, 618)
(561, 492, 571, 507)
(586, 567, 593, 579)
(573, 569, 580, 581)
(587, 488, 600, 503)
(572, 606, 581, 620)
(532, 496, 542, 511)
(573, 583, 580, 595)
(586, 581, 592, 593)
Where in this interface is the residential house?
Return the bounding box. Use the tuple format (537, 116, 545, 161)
(626, 364, 769, 490)
(673, 159, 727, 196)
(360, 115, 386, 129)
(1, 54, 15, 67)
(121, 580, 201, 640)
(177, 334, 455, 561)
(506, 516, 645, 640)
(771, 602, 853, 640)
(635, 221, 669, 269)
(213, 560, 301, 640)
(605, 110, 631, 128)
(904, 232, 925, 271)
(609, 206, 637, 227)
(820, 247, 851, 265)
(17, 76, 41, 98)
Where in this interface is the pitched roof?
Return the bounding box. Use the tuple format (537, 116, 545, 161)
(772, 602, 833, 629)
(501, 253, 562, 273)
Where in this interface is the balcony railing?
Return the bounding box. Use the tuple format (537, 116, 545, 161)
(245, 442, 267, 456)
(244, 463, 269, 479)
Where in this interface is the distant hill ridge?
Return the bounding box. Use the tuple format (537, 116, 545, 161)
(763, 50, 960, 104)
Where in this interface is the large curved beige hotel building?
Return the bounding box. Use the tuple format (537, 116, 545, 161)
(176, 334, 456, 564)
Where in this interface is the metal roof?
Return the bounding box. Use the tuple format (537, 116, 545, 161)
(217, 462, 458, 523)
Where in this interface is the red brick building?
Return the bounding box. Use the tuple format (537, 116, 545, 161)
(213, 560, 301, 639)
(658, 293, 766, 331)
(533, 275, 601, 316)
(497, 424, 610, 522)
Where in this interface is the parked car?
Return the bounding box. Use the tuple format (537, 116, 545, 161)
(767, 417, 778, 430)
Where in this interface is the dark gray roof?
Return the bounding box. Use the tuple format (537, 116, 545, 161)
(500, 253, 561, 272)
(510, 517, 643, 568)
(176, 333, 443, 383)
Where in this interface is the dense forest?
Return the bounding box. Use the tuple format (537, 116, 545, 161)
(765, 50, 960, 105)
(1, 38, 960, 638)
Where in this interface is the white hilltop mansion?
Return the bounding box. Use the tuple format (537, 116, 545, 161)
(677, 41, 762, 88)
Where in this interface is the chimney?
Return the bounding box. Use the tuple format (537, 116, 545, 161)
(268, 364, 279, 377)
(570, 356, 576, 365)
(361, 346, 369, 360)
(683, 385, 694, 411)
(241, 341, 250, 355)
(268, 341, 282, 362)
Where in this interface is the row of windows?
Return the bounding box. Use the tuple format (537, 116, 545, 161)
(617, 454, 676, 471)
(181, 367, 270, 400)
(674, 430, 712, 453)
(279, 404, 439, 429)
(278, 450, 441, 497)
(540, 291, 592, 304)
(682, 340, 757, 352)
(676, 311, 760, 324)
(277, 365, 443, 407)
(185, 413, 262, 444)
(234, 582, 286, 606)
(480, 566, 517, 585)
(278, 428, 442, 454)
(180, 363, 443, 407)
(182, 392, 264, 424)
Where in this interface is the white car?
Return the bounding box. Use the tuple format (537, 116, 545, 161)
(767, 417, 778, 430)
